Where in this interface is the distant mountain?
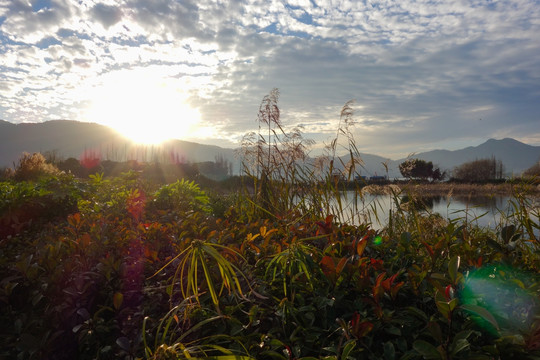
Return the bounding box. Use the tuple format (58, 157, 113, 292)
(0, 120, 237, 170)
(391, 138, 540, 177)
(335, 152, 394, 178)
(1, 120, 538, 178)
(329, 138, 540, 179)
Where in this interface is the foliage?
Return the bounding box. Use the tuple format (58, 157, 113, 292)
(1, 167, 539, 359)
(151, 179, 211, 214)
(453, 157, 505, 182)
(0, 94, 539, 360)
(523, 160, 540, 178)
(13, 152, 60, 181)
(0, 174, 84, 238)
(399, 158, 445, 181)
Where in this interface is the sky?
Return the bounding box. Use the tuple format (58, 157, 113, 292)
(0, 0, 539, 159)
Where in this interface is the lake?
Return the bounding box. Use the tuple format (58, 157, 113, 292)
(333, 191, 540, 233)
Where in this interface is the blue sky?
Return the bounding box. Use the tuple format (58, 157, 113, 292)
(0, 0, 539, 158)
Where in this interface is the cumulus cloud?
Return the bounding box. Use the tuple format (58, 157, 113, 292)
(90, 3, 122, 29)
(0, 0, 539, 157)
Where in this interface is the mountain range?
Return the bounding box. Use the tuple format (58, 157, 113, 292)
(351, 138, 540, 178)
(1, 120, 539, 178)
(0, 119, 237, 169)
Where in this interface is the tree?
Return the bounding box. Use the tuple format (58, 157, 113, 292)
(57, 157, 85, 177)
(523, 159, 540, 178)
(453, 157, 505, 182)
(399, 158, 444, 181)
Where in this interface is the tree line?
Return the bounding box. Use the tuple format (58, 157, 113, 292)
(398, 156, 511, 182)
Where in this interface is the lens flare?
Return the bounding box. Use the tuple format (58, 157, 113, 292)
(460, 264, 538, 334)
(373, 235, 383, 245)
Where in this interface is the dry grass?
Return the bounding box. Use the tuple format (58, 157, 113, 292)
(397, 182, 540, 197)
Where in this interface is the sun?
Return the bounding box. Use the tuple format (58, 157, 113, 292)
(84, 70, 201, 144)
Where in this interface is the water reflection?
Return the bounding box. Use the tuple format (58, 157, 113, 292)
(339, 191, 538, 232)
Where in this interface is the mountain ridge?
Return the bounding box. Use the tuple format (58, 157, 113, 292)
(1, 120, 539, 177)
(390, 137, 540, 177)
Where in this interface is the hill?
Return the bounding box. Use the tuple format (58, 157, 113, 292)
(0, 120, 237, 171)
(1, 120, 539, 178)
(391, 138, 540, 177)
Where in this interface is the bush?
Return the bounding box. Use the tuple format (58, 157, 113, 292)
(13, 152, 59, 181)
(0, 174, 83, 238)
(453, 157, 505, 182)
(151, 179, 211, 214)
(0, 167, 14, 180)
(523, 160, 540, 178)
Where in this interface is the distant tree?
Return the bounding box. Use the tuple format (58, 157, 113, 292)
(431, 167, 447, 182)
(42, 149, 62, 165)
(399, 158, 444, 181)
(57, 157, 85, 177)
(453, 157, 505, 182)
(196, 155, 232, 181)
(523, 159, 540, 178)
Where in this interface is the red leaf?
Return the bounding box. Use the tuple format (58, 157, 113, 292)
(335, 257, 348, 275)
(320, 256, 336, 276)
(422, 242, 434, 258)
(356, 236, 368, 257)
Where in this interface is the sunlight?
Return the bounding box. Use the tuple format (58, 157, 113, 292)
(84, 69, 201, 144)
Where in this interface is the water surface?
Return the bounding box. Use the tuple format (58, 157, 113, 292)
(335, 191, 539, 233)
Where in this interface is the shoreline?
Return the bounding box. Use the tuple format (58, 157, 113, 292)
(398, 182, 540, 197)
(357, 182, 540, 197)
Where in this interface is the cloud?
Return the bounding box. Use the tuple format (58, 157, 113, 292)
(90, 3, 122, 29)
(0, 0, 76, 43)
(0, 0, 539, 157)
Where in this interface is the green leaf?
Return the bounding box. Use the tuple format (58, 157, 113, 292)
(436, 301, 450, 319)
(116, 337, 131, 351)
(427, 322, 443, 343)
(401, 232, 412, 242)
(486, 238, 504, 252)
(448, 255, 460, 284)
(413, 340, 442, 359)
(500, 225, 516, 244)
(259, 350, 288, 359)
(448, 298, 459, 312)
(460, 304, 500, 330)
(341, 339, 356, 360)
(454, 330, 475, 342)
(450, 338, 470, 356)
(383, 341, 396, 360)
(113, 292, 123, 310)
(192, 356, 256, 360)
(384, 326, 402, 336)
(407, 306, 428, 322)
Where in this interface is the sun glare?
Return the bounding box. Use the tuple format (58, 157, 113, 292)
(85, 70, 201, 144)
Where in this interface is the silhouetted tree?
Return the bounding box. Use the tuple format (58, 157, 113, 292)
(399, 158, 444, 181)
(453, 157, 505, 182)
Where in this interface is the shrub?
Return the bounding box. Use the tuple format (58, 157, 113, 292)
(453, 157, 505, 182)
(523, 160, 540, 178)
(13, 152, 59, 181)
(151, 179, 211, 214)
(0, 167, 14, 180)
